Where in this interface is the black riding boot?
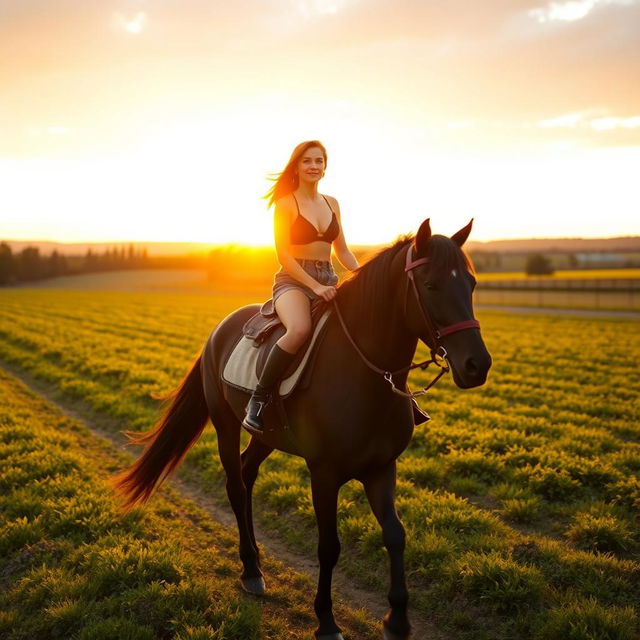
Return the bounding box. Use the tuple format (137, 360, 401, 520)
(243, 344, 297, 433)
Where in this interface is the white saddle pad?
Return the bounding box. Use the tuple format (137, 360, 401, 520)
(222, 310, 331, 397)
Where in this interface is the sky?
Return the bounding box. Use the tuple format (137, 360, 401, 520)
(1, 0, 639, 246)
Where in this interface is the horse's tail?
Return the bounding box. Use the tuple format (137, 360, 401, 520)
(112, 355, 209, 510)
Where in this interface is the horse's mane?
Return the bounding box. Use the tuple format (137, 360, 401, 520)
(337, 233, 475, 334)
(340, 233, 474, 292)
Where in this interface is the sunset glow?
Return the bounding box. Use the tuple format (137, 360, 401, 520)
(1, 1, 639, 246)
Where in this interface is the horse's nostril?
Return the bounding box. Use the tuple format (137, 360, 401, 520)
(465, 358, 479, 375)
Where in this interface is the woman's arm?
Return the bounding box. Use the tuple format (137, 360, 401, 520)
(274, 197, 336, 299)
(328, 197, 359, 271)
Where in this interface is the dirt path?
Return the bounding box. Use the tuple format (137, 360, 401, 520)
(0, 360, 444, 640)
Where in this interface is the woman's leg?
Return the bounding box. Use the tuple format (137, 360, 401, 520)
(274, 289, 312, 354)
(243, 290, 312, 432)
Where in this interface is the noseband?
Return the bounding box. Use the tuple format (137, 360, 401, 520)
(333, 244, 481, 399)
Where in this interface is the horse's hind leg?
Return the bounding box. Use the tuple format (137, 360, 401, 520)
(363, 461, 411, 640)
(211, 403, 266, 595)
(240, 437, 274, 571)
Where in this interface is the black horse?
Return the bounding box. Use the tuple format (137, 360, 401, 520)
(114, 219, 492, 640)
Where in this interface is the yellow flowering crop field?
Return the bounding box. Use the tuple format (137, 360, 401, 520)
(476, 269, 640, 281)
(1, 288, 639, 640)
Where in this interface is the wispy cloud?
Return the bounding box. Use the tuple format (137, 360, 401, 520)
(293, 0, 351, 18)
(528, 0, 639, 23)
(28, 126, 70, 137)
(590, 116, 640, 130)
(537, 111, 640, 130)
(539, 112, 587, 127)
(111, 11, 147, 35)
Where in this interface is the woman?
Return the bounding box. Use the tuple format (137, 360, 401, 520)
(243, 140, 360, 433)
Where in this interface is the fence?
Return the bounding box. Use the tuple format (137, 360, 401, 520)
(475, 278, 640, 311)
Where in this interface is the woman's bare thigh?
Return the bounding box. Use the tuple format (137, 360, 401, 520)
(274, 289, 312, 353)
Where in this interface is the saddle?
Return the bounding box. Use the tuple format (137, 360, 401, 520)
(222, 298, 331, 398)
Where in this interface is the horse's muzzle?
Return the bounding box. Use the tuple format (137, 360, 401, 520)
(451, 349, 492, 389)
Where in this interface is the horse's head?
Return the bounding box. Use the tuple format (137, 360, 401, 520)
(405, 219, 492, 389)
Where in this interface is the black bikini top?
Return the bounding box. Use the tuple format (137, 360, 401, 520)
(290, 194, 340, 245)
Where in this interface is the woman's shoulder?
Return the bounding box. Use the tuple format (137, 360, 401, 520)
(273, 193, 296, 219)
(322, 194, 340, 214)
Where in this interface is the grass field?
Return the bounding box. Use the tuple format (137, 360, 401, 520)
(0, 367, 381, 640)
(1, 287, 639, 639)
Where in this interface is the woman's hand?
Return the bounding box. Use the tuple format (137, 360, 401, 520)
(313, 284, 337, 302)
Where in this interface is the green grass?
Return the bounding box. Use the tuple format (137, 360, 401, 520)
(0, 368, 380, 640)
(0, 288, 639, 639)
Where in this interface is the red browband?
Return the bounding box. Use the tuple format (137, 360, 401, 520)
(405, 256, 431, 272)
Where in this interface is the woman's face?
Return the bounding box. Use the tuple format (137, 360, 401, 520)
(296, 147, 326, 184)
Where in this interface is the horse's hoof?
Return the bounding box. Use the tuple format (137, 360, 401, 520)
(383, 627, 410, 640)
(316, 634, 345, 640)
(240, 576, 265, 595)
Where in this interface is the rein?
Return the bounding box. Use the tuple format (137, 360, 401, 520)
(332, 244, 480, 399)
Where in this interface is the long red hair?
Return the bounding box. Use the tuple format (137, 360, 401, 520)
(264, 140, 328, 207)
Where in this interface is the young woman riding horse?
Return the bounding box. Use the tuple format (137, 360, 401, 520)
(243, 140, 360, 433)
(113, 173, 492, 639)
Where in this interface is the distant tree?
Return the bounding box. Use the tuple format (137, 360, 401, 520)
(84, 248, 98, 272)
(567, 253, 579, 269)
(525, 253, 554, 276)
(19, 247, 44, 281)
(0, 242, 15, 285)
(48, 250, 68, 278)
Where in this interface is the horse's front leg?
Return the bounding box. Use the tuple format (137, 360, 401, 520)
(363, 460, 411, 640)
(310, 469, 344, 640)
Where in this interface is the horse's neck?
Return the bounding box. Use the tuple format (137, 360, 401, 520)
(339, 247, 418, 379)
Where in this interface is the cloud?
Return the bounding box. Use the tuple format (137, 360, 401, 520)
(528, 0, 639, 23)
(110, 11, 147, 35)
(590, 115, 640, 130)
(537, 111, 640, 130)
(539, 112, 588, 127)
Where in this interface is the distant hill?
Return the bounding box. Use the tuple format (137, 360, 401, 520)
(2, 236, 639, 256)
(467, 236, 640, 253)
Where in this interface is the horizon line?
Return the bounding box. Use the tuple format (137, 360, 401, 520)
(2, 233, 639, 248)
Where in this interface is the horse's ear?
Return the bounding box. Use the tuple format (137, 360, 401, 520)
(414, 218, 431, 255)
(451, 219, 473, 247)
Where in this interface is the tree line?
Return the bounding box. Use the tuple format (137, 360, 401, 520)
(0, 243, 150, 285)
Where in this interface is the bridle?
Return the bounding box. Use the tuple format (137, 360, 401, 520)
(333, 244, 481, 399)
